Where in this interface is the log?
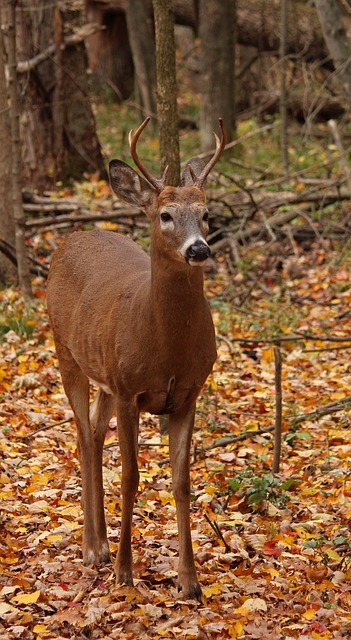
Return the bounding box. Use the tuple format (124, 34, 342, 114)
(86, 0, 333, 62)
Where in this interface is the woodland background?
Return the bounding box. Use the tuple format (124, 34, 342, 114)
(2, 0, 351, 638)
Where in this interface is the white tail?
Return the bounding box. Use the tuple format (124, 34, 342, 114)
(46, 118, 226, 600)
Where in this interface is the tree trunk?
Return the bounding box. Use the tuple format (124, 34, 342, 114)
(153, 0, 180, 186)
(199, 0, 235, 152)
(125, 0, 156, 119)
(0, 20, 16, 286)
(315, 0, 351, 107)
(280, 0, 288, 175)
(85, 1, 134, 100)
(7, 0, 32, 297)
(13, 0, 105, 190)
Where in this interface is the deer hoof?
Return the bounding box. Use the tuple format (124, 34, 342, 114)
(178, 581, 203, 602)
(83, 541, 110, 566)
(97, 542, 111, 564)
(115, 567, 134, 586)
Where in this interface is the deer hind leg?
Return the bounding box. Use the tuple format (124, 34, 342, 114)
(114, 400, 139, 586)
(168, 405, 202, 601)
(55, 343, 108, 565)
(89, 388, 115, 563)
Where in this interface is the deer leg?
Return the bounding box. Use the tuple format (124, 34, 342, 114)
(168, 406, 201, 601)
(55, 343, 99, 564)
(89, 388, 115, 563)
(114, 401, 139, 586)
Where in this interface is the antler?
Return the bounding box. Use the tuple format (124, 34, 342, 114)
(192, 119, 227, 189)
(129, 117, 168, 192)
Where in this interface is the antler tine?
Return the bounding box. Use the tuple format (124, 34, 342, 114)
(194, 118, 227, 189)
(129, 117, 166, 192)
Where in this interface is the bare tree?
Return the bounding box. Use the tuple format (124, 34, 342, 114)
(152, 0, 180, 185)
(7, 0, 32, 297)
(315, 0, 351, 107)
(125, 0, 157, 120)
(280, 0, 288, 175)
(199, 0, 236, 151)
(10, 0, 105, 190)
(0, 20, 16, 286)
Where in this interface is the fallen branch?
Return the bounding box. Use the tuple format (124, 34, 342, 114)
(25, 207, 141, 228)
(0, 237, 49, 277)
(25, 417, 74, 439)
(203, 426, 275, 451)
(290, 395, 351, 426)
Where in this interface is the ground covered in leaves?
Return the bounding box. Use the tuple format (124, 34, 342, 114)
(1, 235, 351, 639)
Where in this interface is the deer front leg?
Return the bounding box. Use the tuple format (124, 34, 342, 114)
(115, 401, 140, 586)
(168, 406, 202, 601)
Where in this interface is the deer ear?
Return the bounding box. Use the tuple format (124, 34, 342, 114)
(181, 158, 207, 186)
(109, 160, 155, 206)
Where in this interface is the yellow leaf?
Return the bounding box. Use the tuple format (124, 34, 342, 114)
(302, 608, 316, 620)
(33, 624, 47, 633)
(236, 597, 267, 613)
(311, 632, 330, 640)
(13, 590, 41, 604)
(261, 347, 275, 363)
(0, 472, 10, 484)
(0, 369, 7, 382)
(325, 548, 341, 562)
(264, 567, 279, 579)
(18, 354, 29, 363)
(47, 535, 63, 543)
(158, 490, 175, 507)
(202, 583, 222, 597)
(228, 622, 243, 639)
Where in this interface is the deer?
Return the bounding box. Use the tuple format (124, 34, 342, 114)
(46, 117, 226, 601)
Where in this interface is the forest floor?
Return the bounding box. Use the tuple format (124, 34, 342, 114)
(1, 209, 351, 639)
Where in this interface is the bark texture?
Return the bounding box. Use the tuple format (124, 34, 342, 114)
(199, 0, 235, 151)
(153, 0, 180, 186)
(7, 0, 32, 297)
(0, 21, 16, 285)
(14, 0, 105, 190)
(315, 0, 351, 107)
(125, 0, 156, 118)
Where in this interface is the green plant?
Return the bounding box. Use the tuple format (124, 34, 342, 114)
(228, 468, 297, 509)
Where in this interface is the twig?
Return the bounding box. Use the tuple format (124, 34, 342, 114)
(217, 333, 235, 354)
(272, 346, 282, 473)
(203, 512, 231, 552)
(291, 395, 351, 426)
(25, 417, 74, 439)
(204, 426, 275, 451)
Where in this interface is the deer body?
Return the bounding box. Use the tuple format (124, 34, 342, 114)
(47, 119, 225, 600)
(49, 227, 215, 414)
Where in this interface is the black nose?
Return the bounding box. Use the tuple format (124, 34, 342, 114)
(185, 241, 211, 262)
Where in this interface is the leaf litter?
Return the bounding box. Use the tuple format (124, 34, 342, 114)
(1, 241, 351, 638)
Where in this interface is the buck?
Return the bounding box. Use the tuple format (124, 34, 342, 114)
(46, 117, 226, 600)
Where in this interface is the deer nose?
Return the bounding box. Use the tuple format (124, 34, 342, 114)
(185, 240, 211, 262)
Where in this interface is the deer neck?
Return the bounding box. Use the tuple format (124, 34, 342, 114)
(149, 245, 205, 325)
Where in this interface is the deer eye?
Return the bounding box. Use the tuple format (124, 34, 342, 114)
(203, 211, 209, 223)
(160, 212, 173, 223)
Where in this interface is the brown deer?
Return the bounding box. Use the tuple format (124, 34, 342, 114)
(46, 118, 226, 600)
